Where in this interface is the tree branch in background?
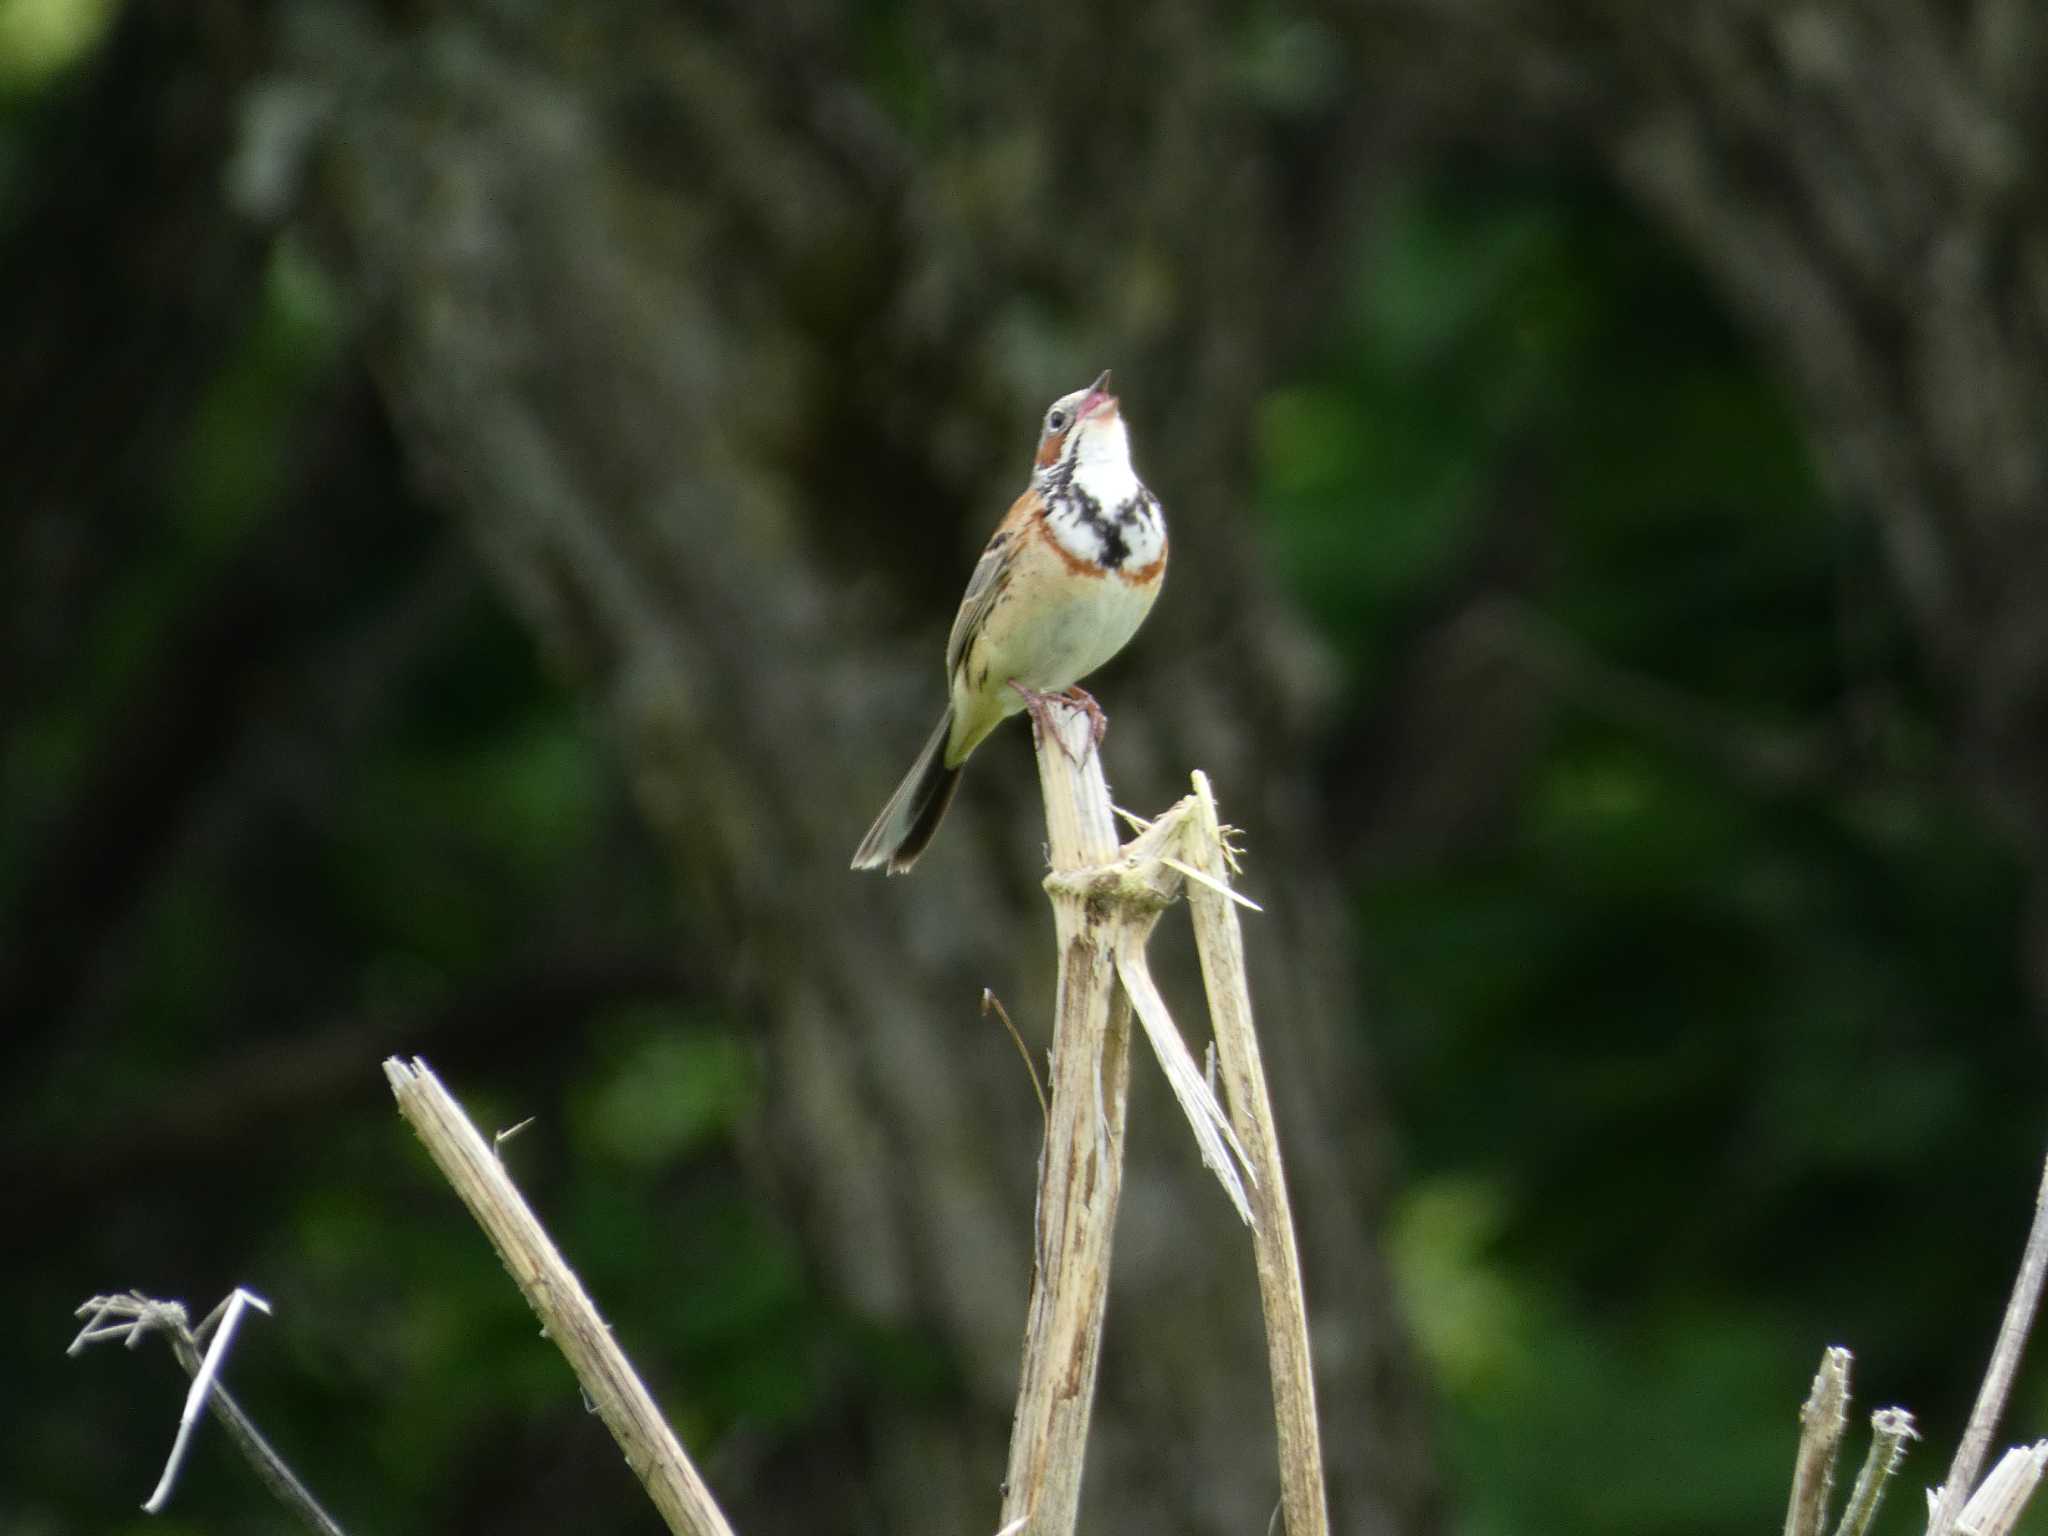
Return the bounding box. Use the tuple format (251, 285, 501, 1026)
(0, 368, 419, 1075)
(1, 944, 690, 1235)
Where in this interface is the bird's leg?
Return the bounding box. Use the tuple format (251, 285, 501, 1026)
(1059, 686, 1109, 748)
(1011, 681, 1091, 762)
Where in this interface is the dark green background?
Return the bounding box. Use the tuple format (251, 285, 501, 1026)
(5, 5, 2043, 1535)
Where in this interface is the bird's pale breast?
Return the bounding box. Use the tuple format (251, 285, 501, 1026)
(945, 513, 1162, 761)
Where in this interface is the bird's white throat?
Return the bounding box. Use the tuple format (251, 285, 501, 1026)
(1041, 413, 1165, 574)
(1069, 414, 1142, 510)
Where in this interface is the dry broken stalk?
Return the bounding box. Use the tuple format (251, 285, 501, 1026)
(1778, 1153, 2048, 1536)
(384, 1057, 736, 1536)
(998, 699, 1140, 1536)
(1784, 1347, 1851, 1536)
(1833, 1406, 1916, 1536)
(379, 696, 1321, 1536)
(1185, 770, 1332, 1536)
(1926, 1156, 2048, 1536)
(68, 1290, 346, 1536)
(998, 700, 1326, 1536)
(1947, 1442, 2048, 1535)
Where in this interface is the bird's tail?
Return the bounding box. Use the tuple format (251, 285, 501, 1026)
(850, 710, 963, 875)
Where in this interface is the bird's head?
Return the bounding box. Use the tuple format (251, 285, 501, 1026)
(1033, 370, 1130, 490)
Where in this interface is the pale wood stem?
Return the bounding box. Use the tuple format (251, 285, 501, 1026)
(1927, 1156, 2048, 1536)
(999, 699, 1134, 1536)
(1830, 1407, 1915, 1536)
(384, 1057, 736, 1536)
(1185, 771, 1332, 1536)
(1785, 1347, 1851, 1536)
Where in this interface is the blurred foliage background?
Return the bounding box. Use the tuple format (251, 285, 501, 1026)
(5, 3, 2047, 1536)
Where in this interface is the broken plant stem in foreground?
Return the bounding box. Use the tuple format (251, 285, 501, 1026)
(78, 697, 1327, 1536)
(1781, 1151, 2048, 1536)
(1927, 1156, 2048, 1536)
(1785, 1347, 1851, 1536)
(68, 1289, 346, 1536)
(384, 1057, 736, 1536)
(998, 697, 1328, 1536)
(1186, 769, 1332, 1536)
(997, 699, 1140, 1536)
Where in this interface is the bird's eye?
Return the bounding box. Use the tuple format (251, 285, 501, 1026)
(1046, 408, 1069, 433)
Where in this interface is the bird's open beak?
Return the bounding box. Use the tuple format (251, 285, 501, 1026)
(1081, 369, 1118, 420)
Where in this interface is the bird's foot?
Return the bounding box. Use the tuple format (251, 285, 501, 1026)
(1059, 686, 1109, 748)
(1010, 682, 1094, 763)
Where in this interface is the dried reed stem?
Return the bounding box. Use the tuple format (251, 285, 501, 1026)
(1185, 770, 1331, 1536)
(1831, 1407, 1915, 1536)
(1785, 1347, 1851, 1536)
(999, 700, 1135, 1536)
(1927, 1156, 2048, 1536)
(384, 1057, 735, 1536)
(997, 706, 1327, 1535)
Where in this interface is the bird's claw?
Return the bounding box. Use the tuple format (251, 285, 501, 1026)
(1010, 682, 1104, 763)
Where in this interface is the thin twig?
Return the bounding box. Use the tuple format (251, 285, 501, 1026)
(1158, 854, 1265, 912)
(1831, 1407, 1915, 1536)
(385, 1056, 735, 1536)
(983, 987, 1048, 1125)
(1114, 924, 1255, 1224)
(1786, 1347, 1852, 1536)
(1927, 1156, 2048, 1536)
(69, 1291, 347, 1536)
(144, 1287, 271, 1513)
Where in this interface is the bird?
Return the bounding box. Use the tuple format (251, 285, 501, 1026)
(851, 370, 1167, 875)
